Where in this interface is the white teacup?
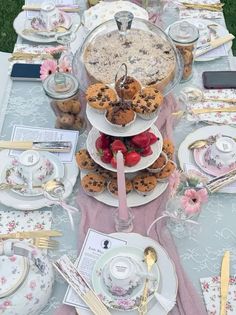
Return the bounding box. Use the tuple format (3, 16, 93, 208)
(102, 256, 141, 296)
(40, 1, 61, 31)
(205, 136, 236, 168)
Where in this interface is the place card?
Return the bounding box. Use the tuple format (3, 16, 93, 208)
(10, 125, 79, 163)
(63, 229, 127, 310)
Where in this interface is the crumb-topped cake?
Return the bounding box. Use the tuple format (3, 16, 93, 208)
(83, 29, 176, 89)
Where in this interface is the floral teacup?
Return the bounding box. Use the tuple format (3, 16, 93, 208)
(102, 256, 141, 296)
(40, 1, 61, 31)
(204, 136, 236, 169)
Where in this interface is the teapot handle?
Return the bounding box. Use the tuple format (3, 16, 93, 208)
(0, 239, 47, 274)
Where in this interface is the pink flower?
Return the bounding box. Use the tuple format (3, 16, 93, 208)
(45, 46, 65, 59)
(168, 169, 181, 196)
(3, 301, 12, 307)
(59, 59, 72, 73)
(1, 277, 6, 284)
(9, 256, 17, 262)
(181, 188, 208, 214)
(30, 280, 37, 290)
(25, 293, 33, 300)
(40, 59, 57, 80)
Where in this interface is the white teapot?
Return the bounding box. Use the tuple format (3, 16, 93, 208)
(0, 240, 54, 314)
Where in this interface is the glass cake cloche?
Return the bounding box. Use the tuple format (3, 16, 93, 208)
(73, 11, 183, 95)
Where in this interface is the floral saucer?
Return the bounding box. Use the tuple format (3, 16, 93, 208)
(193, 145, 236, 177)
(92, 246, 160, 311)
(2, 152, 64, 197)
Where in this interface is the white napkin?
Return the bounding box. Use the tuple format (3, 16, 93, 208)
(178, 0, 223, 19)
(200, 276, 236, 314)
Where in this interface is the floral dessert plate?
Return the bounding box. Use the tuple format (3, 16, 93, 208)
(0, 150, 78, 210)
(86, 125, 163, 173)
(178, 125, 236, 193)
(92, 246, 160, 311)
(3, 151, 64, 197)
(193, 144, 236, 177)
(80, 170, 168, 207)
(86, 105, 158, 137)
(13, 11, 81, 44)
(0, 255, 29, 298)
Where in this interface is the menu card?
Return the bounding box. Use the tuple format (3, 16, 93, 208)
(10, 125, 79, 163)
(63, 229, 127, 310)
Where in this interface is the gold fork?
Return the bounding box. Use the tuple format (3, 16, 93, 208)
(34, 237, 59, 249)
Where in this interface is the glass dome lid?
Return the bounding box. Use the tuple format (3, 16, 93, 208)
(73, 11, 183, 96)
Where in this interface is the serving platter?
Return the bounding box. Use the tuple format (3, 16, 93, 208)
(86, 125, 163, 173)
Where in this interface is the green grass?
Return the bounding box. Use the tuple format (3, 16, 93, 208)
(0, 0, 235, 55)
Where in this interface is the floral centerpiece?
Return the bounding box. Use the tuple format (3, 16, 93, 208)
(40, 46, 71, 80)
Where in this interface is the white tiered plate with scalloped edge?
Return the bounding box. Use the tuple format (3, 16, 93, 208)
(86, 125, 163, 173)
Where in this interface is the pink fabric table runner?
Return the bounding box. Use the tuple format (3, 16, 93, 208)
(55, 94, 207, 315)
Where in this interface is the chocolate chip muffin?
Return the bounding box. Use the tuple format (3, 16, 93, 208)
(81, 173, 106, 196)
(155, 160, 176, 182)
(107, 178, 133, 197)
(115, 76, 141, 100)
(105, 100, 136, 129)
(147, 152, 168, 173)
(133, 173, 157, 196)
(95, 167, 117, 183)
(132, 87, 163, 120)
(76, 149, 97, 170)
(162, 139, 175, 159)
(86, 83, 117, 113)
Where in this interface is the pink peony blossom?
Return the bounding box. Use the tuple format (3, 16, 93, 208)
(40, 59, 57, 80)
(181, 188, 208, 214)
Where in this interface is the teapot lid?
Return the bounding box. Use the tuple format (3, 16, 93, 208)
(0, 255, 29, 298)
(169, 21, 199, 44)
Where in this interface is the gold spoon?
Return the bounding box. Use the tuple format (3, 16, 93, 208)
(138, 247, 157, 315)
(188, 137, 236, 150)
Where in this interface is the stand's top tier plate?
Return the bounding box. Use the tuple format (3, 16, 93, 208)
(73, 12, 182, 94)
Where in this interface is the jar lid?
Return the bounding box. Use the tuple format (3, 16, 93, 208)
(168, 21, 199, 44)
(43, 72, 79, 100)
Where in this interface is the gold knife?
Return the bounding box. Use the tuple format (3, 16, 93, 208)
(0, 141, 72, 152)
(0, 230, 63, 239)
(220, 251, 230, 315)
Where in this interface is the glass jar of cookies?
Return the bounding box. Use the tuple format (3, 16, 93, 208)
(168, 21, 199, 82)
(43, 72, 87, 134)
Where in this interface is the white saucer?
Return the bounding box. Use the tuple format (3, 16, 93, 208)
(80, 170, 168, 207)
(108, 233, 178, 315)
(178, 125, 236, 193)
(13, 11, 81, 44)
(0, 150, 78, 210)
(92, 246, 160, 311)
(3, 151, 64, 197)
(165, 18, 232, 62)
(86, 125, 163, 173)
(86, 104, 158, 137)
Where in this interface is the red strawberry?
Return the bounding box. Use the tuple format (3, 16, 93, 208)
(125, 151, 141, 167)
(111, 156, 117, 168)
(148, 132, 158, 145)
(99, 148, 112, 163)
(131, 132, 150, 148)
(95, 135, 110, 150)
(141, 145, 153, 157)
(111, 139, 127, 154)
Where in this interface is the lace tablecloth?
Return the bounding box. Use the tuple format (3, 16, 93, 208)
(1, 2, 236, 314)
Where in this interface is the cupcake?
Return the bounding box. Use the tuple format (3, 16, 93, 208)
(107, 178, 133, 197)
(115, 76, 141, 100)
(81, 173, 106, 196)
(162, 139, 175, 159)
(86, 83, 117, 114)
(133, 173, 157, 196)
(76, 149, 97, 170)
(147, 152, 168, 173)
(105, 100, 136, 131)
(95, 167, 117, 183)
(155, 160, 176, 182)
(132, 87, 163, 120)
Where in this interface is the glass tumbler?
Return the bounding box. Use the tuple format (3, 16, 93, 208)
(168, 21, 199, 82)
